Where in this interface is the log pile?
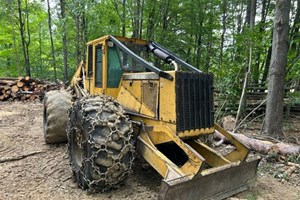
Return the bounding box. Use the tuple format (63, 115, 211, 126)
(0, 76, 62, 101)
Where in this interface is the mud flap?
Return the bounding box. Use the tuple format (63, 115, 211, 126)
(159, 156, 260, 200)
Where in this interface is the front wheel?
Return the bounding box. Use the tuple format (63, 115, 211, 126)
(67, 95, 135, 192)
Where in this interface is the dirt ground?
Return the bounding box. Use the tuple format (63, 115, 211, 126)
(0, 101, 299, 200)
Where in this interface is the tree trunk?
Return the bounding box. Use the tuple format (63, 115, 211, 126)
(112, 0, 126, 37)
(235, 0, 256, 125)
(24, 0, 30, 76)
(244, 0, 257, 28)
(122, 0, 126, 36)
(162, 0, 170, 31)
(261, 44, 272, 84)
(17, 0, 31, 76)
(214, 130, 300, 155)
(38, 23, 43, 78)
(253, 0, 269, 85)
(60, 0, 68, 83)
(81, 8, 87, 62)
(47, 0, 57, 82)
(146, 1, 155, 41)
(291, 0, 300, 42)
(132, 0, 142, 38)
(264, 0, 291, 136)
(75, 13, 81, 66)
(139, 0, 144, 38)
(219, 0, 227, 69)
(205, 13, 214, 72)
(249, 0, 257, 27)
(289, 0, 300, 73)
(195, 22, 203, 69)
(10, 0, 20, 75)
(236, 1, 244, 33)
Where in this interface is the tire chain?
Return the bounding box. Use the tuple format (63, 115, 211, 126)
(67, 95, 135, 192)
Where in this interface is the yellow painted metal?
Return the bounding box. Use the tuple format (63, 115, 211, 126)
(130, 115, 214, 144)
(137, 126, 204, 180)
(71, 61, 83, 87)
(85, 37, 144, 98)
(137, 131, 185, 178)
(136, 121, 252, 183)
(70, 35, 255, 192)
(102, 42, 108, 94)
(117, 79, 158, 118)
(87, 35, 110, 46)
(120, 80, 143, 102)
(117, 85, 142, 113)
(177, 127, 215, 138)
(87, 35, 148, 46)
(186, 140, 231, 167)
(84, 76, 92, 93)
(159, 71, 176, 123)
(86, 45, 89, 68)
(92, 44, 97, 94)
(154, 126, 203, 176)
(106, 88, 121, 99)
(114, 36, 148, 45)
(85, 44, 92, 93)
(141, 81, 159, 118)
(214, 123, 249, 162)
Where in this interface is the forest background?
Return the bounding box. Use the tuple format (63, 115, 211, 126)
(0, 0, 299, 134)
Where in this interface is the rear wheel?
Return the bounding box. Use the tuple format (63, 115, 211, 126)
(67, 95, 135, 192)
(43, 90, 72, 144)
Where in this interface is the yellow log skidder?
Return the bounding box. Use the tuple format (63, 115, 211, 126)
(43, 35, 260, 200)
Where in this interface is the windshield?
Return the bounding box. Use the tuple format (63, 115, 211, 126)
(115, 41, 148, 72)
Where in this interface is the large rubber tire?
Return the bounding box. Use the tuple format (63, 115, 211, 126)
(67, 95, 135, 192)
(43, 90, 72, 144)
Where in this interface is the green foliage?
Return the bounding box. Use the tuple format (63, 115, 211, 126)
(0, 0, 299, 112)
(87, 1, 122, 39)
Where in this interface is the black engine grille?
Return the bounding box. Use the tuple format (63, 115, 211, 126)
(176, 72, 214, 132)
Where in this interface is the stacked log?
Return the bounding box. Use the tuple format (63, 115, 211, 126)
(0, 76, 62, 101)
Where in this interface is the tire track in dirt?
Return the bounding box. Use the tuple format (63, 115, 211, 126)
(0, 101, 299, 200)
(0, 101, 159, 200)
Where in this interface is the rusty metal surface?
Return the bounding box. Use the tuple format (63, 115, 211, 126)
(159, 156, 260, 200)
(142, 82, 158, 115)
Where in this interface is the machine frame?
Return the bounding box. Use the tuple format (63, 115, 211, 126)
(70, 35, 260, 200)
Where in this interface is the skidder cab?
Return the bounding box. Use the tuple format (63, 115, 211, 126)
(43, 35, 260, 199)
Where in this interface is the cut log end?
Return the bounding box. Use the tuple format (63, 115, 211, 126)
(0, 77, 61, 102)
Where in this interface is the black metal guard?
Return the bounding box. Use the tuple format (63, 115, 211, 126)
(176, 72, 214, 132)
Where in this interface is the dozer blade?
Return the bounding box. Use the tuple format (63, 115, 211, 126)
(159, 156, 260, 200)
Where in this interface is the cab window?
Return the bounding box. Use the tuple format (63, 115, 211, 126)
(95, 45, 102, 87)
(107, 44, 122, 88)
